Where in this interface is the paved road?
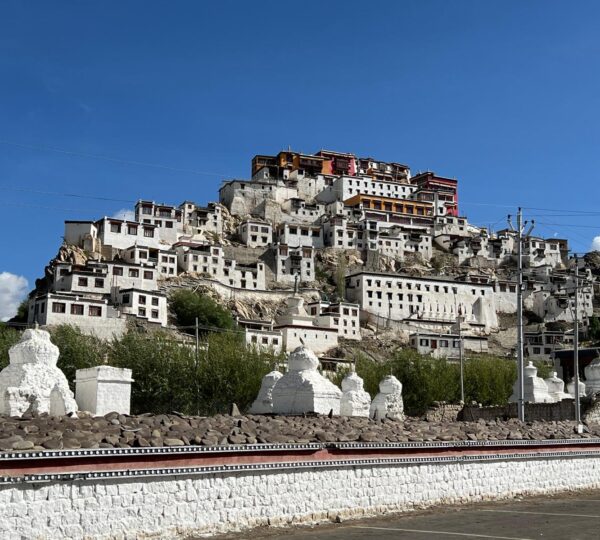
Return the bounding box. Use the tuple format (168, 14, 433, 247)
(219, 490, 600, 540)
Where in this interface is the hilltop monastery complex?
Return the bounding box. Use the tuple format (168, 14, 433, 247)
(26, 149, 595, 361)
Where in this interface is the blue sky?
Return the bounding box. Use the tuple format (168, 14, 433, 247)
(1, 1, 600, 318)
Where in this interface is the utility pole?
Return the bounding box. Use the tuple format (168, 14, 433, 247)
(195, 317, 200, 416)
(574, 258, 582, 433)
(508, 208, 534, 422)
(453, 287, 464, 403)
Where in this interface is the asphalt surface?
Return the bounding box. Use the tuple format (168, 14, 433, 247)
(218, 490, 600, 540)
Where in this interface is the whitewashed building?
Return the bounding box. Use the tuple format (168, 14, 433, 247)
(345, 271, 498, 332)
(176, 242, 266, 290)
(409, 332, 489, 359)
(274, 223, 324, 249)
(238, 219, 272, 248)
(272, 244, 315, 284)
(134, 200, 184, 244)
(274, 297, 338, 354)
(239, 319, 283, 354)
(307, 301, 361, 340)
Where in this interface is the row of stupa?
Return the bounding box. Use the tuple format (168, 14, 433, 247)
(509, 360, 600, 405)
(250, 346, 404, 419)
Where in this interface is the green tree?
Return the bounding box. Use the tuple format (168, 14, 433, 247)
(109, 329, 280, 415)
(353, 350, 520, 415)
(109, 330, 196, 414)
(170, 290, 235, 333)
(463, 355, 516, 406)
(589, 316, 600, 342)
(49, 325, 109, 390)
(197, 332, 281, 415)
(0, 325, 22, 369)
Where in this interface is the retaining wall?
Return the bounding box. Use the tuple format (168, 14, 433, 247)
(459, 400, 577, 422)
(3, 442, 600, 539)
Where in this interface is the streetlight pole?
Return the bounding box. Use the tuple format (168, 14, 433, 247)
(508, 208, 534, 422)
(573, 258, 582, 433)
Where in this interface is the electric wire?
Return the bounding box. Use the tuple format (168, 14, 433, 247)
(0, 139, 229, 178)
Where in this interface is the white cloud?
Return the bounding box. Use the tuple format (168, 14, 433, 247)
(112, 208, 135, 221)
(0, 272, 29, 322)
(592, 236, 600, 252)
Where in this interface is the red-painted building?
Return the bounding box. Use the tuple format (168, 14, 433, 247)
(411, 172, 459, 217)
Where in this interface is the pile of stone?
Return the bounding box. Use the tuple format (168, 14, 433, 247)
(0, 412, 597, 452)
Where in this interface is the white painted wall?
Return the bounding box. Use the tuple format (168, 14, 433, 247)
(2, 456, 600, 539)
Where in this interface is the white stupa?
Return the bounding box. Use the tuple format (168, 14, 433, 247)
(270, 346, 342, 415)
(369, 375, 404, 420)
(0, 329, 78, 417)
(584, 358, 600, 396)
(509, 362, 552, 404)
(340, 370, 371, 417)
(249, 370, 283, 414)
(544, 372, 572, 402)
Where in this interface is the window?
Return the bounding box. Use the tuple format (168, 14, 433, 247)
(127, 225, 138, 235)
(71, 304, 84, 316)
(89, 306, 102, 317)
(129, 269, 139, 278)
(94, 278, 104, 288)
(262, 337, 269, 345)
(143, 271, 153, 280)
(113, 267, 123, 276)
(139, 295, 146, 305)
(139, 251, 148, 259)
(122, 294, 130, 304)
(52, 302, 66, 314)
(78, 277, 88, 287)
(110, 223, 121, 233)
(151, 310, 159, 319)
(152, 297, 159, 306)
(138, 307, 146, 317)
(143, 228, 154, 238)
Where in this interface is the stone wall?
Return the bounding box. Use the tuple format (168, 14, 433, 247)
(423, 402, 463, 422)
(459, 400, 577, 422)
(3, 455, 600, 539)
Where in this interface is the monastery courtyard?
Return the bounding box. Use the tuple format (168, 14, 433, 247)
(218, 490, 600, 540)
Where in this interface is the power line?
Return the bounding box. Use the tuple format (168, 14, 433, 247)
(0, 185, 135, 204)
(0, 139, 229, 178)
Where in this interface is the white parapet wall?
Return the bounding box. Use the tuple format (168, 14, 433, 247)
(2, 454, 600, 539)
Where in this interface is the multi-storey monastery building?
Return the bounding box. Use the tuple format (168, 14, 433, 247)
(27, 148, 593, 352)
